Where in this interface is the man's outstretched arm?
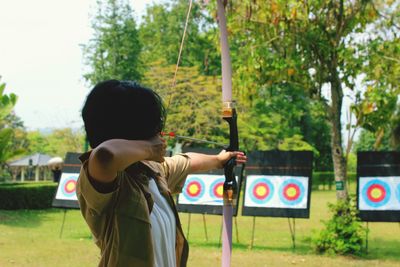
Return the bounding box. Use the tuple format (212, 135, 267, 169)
(186, 150, 246, 173)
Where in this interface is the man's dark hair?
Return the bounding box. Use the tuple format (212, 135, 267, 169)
(82, 80, 166, 148)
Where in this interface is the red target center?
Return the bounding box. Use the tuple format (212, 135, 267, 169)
(283, 184, 300, 201)
(253, 183, 269, 200)
(64, 180, 77, 194)
(213, 182, 224, 199)
(367, 184, 386, 202)
(186, 181, 202, 197)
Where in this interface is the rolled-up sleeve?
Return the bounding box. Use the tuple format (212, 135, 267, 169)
(162, 154, 191, 194)
(76, 152, 118, 215)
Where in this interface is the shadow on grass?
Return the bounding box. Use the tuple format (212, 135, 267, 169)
(362, 238, 400, 261)
(189, 237, 400, 263)
(0, 209, 61, 228)
(188, 240, 312, 255)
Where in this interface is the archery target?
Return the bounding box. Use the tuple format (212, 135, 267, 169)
(55, 173, 79, 201)
(244, 175, 308, 208)
(248, 178, 274, 205)
(279, 179, 305, 206)
(209, 178, 224, 203)
(178, 174, 238, 206)
(182, 177, 205, 201)
(359, 177, 400, 210)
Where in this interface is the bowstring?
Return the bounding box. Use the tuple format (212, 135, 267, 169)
(166, 0, 193, 111)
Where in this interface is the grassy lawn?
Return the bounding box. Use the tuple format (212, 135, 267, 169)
(0, 190, 399, 267)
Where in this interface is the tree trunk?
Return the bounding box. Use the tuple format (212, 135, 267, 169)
(330, 72, 349, 201)
(373, 128, 385, 150)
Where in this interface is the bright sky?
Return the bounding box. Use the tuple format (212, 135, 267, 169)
(0, 0, 159, 130)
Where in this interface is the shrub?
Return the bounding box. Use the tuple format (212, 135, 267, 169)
(314, 196, 366, 255)
(312, 172, 334, 190)
(0, 168, 12, 182)
(0, 182, 57, 209)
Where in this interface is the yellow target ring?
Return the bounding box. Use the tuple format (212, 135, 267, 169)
(286, 187, 297, 198)
(216, 185, 223, 197)
(256, 186, 267, 196)
(66, 182, 76, 192)
(188, 184, 199, 195)
(371, 188, 382, 199)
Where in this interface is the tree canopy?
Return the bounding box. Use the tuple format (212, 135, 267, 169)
(82, 0, 142, 86)
(0, 79, 23, 165)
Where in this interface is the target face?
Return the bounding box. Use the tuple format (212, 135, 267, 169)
(182, 177, 205, 201)
(55, 173, 79, 201)
(248, 178, 274, 205)
(244, 175, 308, 208)
(361, 179, 391, 208)
(279, 179, 305, 206)
(177, 174, 239, 206)
(358, 177, 400, 210)
(209, 178, 224, 203)
(63, 178, 77, 196)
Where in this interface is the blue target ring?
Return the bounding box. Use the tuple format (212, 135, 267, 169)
(182, 177, 205, 202)
(279, 179, 305, 206)
(248, 178, 274, 205)
(61, 175, 78, 197)
(362, 179, 391, 208)
(209, 177, 224, 203)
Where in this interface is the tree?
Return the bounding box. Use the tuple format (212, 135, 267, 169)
(222, 0, 399, 200)
(139, 0, 220, 75)
(352, 37, 400, 150)
(82, 0, 142, 86)
(27, 128, 85, 158)
(26, 131, 52, 155)
(354, 129, 392, 152)
(142, 61, 226, 147)
(392, 105, 400, 149)
(2, 112, 29, 159)
(0, 79, 27, 175)
(238, 82, 329, 168)
(202, 1, 333, 169)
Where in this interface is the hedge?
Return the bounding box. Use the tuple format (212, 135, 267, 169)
(0, 182, 57, 210)
(312, 172, 356, 190)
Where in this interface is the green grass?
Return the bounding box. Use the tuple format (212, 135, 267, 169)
(0, 190, 399, 267)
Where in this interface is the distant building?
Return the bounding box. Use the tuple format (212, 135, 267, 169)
(8, 153, 53, 182)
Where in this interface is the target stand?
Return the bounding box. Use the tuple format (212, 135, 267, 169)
(177, 147, 244, 244)
(357, 151, 400, 252)
(52, 152, 81, 238)
(242, 151, 313, 249)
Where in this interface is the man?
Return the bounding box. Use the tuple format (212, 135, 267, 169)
(77, 80, 246, 267)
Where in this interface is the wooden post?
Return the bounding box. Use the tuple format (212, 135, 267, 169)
(21, 168, 25, 182)
(186, 213, 191, 241)
(288, 218, 296, 250)
(59, 209, 68, 238)
(234, 216, 239, 243)
(202, 214, 208, 242)
(366, 222, 369, 253)
(35, 166, 40, 182)
(250, 216, 256, 249)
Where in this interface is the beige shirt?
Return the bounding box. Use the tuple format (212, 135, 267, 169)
(77, 152, 191, 267)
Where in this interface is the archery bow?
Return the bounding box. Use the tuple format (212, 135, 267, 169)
(216, 1, 238, 266)
(171, 1, 238, 265)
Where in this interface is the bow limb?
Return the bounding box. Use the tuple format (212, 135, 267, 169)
(217, 1, 238, 266)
